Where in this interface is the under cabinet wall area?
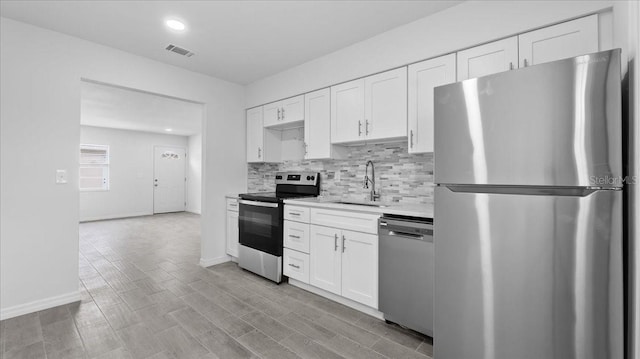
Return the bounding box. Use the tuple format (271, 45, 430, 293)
(246, 14, 603, 163)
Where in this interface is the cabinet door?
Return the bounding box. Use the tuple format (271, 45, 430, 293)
(246, 107, 264, 162)
(331, 79, 365, 143)
(457, 37, 518, 81)
(519, 15, 598, 68)
(408, 54, 456, 153)
(226, 210, 239, 258)
(364, 67, 407, 141)
(341, 230, 378, 308)
(309, 225, 342, 295)
(281, 95, 304, 124)
(304, 88, 331, 159)
(263, 101, 281, 127)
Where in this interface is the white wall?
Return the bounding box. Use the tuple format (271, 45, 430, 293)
(79, 126, 189, 221)
(246, 1, 624, 107)
(187, 133, 202, 214)
(0, 17, 246, 319)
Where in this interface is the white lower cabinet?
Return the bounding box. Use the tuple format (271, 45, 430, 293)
(340, 229, 378, 308)
(309, 224, 379, 308)
(309, 225, 343, 295)
(226, 199, 239, 258)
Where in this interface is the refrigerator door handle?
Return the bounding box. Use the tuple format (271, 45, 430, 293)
(441, 185, 620, 197)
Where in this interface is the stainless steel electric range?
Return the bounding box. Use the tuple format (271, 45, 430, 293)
(238, 172, 320, 283)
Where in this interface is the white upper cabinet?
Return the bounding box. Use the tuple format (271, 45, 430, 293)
(518, 15, 598, 67)
(408, 53, 456, 153)
(331, 68, 407, 144)
(246, 107, 264, 162)
(263, 95, 304, 128)
(364, 67, 408, 141)
(304, 88, 331, 159)
(457, 37, 518, 81)
(331, 79, 365, 143)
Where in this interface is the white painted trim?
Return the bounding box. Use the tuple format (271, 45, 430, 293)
(199, 255, 230, 268)
(289, 278, 383, 320)
(186, 209, 201, 215)
(0, 290, 81, 320)
(79, 212, 152, 223)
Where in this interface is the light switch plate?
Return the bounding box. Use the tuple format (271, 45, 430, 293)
(56, 169, 67, 184)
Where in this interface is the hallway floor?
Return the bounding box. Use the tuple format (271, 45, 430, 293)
(0, 212, 432, 359)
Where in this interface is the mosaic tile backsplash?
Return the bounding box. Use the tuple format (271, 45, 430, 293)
(248, 141, 434, 204)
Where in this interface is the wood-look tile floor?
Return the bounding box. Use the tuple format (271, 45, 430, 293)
(0, 212, 433, 359)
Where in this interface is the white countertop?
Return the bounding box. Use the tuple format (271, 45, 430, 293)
(284, 196, 433, 219)
(225, 194, 239, 199)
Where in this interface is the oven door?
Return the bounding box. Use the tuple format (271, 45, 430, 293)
(239, 200, 283, 256)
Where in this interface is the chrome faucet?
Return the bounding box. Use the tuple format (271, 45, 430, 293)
(363, 160, 380, 201)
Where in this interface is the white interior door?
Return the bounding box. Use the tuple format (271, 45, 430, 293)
(154, 146, 186, 214)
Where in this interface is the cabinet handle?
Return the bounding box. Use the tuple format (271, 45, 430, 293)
(258, 147, 262, 158)
(304, 142, 308, 156)
(509, 62, 514, 70)
(281, 107, 285, 119)
(410, 130, 414, 148)
(289, 234, 301, 239)
(289, 212, 300, 216)
(523, 59, 529, 67)
(365, 119, 369, 135)
(277, 108, 281, 120)
(358, 121, 362, 136)
(334, 234, 338, 251)
(342, 235, 346, 252)
(288, 263, 300, 269)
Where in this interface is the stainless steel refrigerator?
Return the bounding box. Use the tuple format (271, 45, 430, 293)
(433, 49, 624, 359)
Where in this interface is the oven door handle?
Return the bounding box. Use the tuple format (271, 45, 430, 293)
(239, 200, 279, 208)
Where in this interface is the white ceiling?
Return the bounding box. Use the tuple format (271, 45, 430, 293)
(81, 81, 203, 136)
(0, 1, 462, 85)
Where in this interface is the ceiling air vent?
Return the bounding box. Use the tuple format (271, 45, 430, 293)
(165, 44, 195, 57)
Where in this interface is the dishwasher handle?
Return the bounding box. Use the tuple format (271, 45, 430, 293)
(384, 229, 433, 242)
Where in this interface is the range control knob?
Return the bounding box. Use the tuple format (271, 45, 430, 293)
(311, 176, 315, 180)
(306, 176, 311, 180)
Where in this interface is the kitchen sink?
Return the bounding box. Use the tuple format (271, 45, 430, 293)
(332, 200, 388, 208)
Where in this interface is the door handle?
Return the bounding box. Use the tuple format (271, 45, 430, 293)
(342, 235, 346, 252)
(334, 234, 338, 251)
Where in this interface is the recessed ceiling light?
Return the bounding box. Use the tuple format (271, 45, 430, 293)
(165, 128, 173, 132)
(165, 19, 185, 31)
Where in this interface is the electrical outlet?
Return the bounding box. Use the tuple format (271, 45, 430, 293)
(56, 169, 67, 184)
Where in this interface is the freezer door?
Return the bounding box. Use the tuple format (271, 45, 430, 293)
(434, 186, 623, 359)
(434, 49, 622, 188)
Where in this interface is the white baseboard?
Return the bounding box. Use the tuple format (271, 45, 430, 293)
(186, 208, 201, 215)
(79, 212, 151, 222)
(289, 279, 384, 320)
(199, 255, 230, 268)
(1, 290, 81, 320)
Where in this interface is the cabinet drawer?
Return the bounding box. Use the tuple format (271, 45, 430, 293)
(284, 205, 310, 222)
(284, 220, 310, 253)
(226, 198, 239, 212)
(284, 248, 310, 284)
(310, 208, 380, 234)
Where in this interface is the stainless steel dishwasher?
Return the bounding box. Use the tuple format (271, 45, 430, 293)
(379, 214, 433, 336)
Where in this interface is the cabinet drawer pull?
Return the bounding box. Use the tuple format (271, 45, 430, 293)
(289, 234, 301, 239)
(288, 263, 300, 269)
(334, 234, 338, 251)
(289, 212, 301, 216)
